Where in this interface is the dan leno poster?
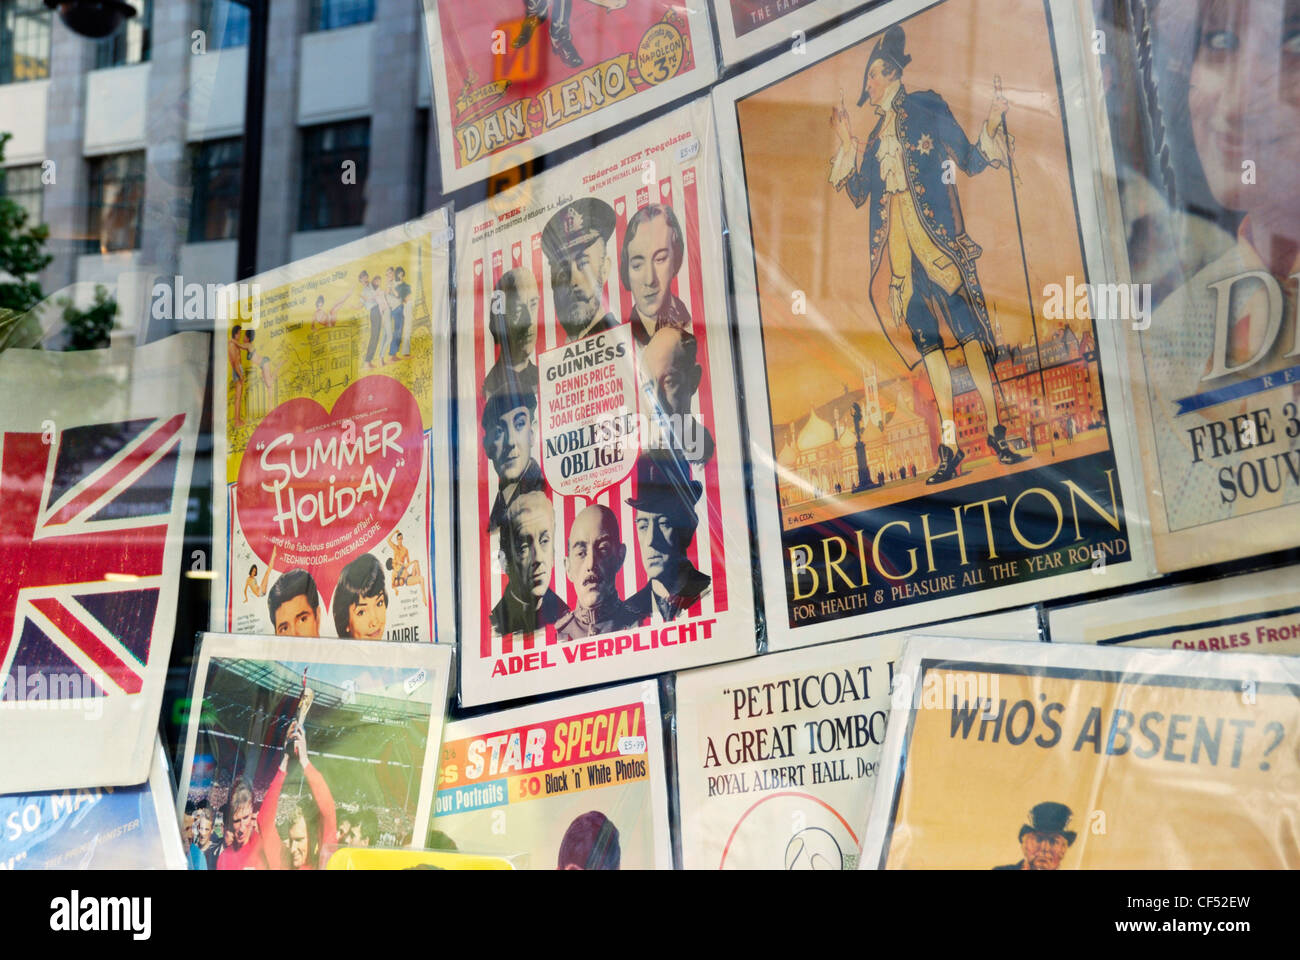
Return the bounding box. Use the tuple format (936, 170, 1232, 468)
(861, 637, 1300, 869)
(715, 0, 1149, 650)
(454, 100, 755, 706)
(429, 681, 671, 868)
(213, 212, 453, 647)
(422, 0, 717, 191)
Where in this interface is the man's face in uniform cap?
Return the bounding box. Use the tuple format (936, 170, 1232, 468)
(550, 206, 611, 340)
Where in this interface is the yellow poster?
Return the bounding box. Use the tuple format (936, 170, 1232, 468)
(212, 212, 453, 644)
(862, 637, 1300, 869)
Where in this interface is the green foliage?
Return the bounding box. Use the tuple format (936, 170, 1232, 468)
(59, 285, 117, 351)
(0, 132, 52, 315)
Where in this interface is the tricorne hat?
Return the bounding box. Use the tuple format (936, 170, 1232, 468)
(542, 198, 616, 264)
(858, 25, 911, 106)
(1018, 801, 1077, 845)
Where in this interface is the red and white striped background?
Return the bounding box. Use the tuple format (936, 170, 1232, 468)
(470, 166, 730, 660)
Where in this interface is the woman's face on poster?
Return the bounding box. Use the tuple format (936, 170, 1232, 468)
(1188, 0, 1300, 215)
(347, 593, 387, 640)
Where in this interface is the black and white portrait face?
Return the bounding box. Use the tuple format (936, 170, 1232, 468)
(503, 493, 555, 599)
(484, 403, 535, 483)
(634, 504, 693, 584)
(641, 327, 702, 418)
(495, 267, 540, 360)
(566, 505, 625, 609)
(626, 211, 678, 320)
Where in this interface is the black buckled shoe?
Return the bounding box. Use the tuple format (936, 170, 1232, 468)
(514, 14, 542, 49)
(988, 424, 1029, 465)
(926, 443, 965, 485)
(552, 35, 584, 67)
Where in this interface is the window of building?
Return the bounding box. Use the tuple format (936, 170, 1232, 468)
(0, 0, 50, 83)
(188, 138, 242, 243)
(196, 0, 248, 49)
(0, 162, 43, 223)
(298, 120, 369, 231)
(0, 163, 42, 227)
(86, 151, 146, 253)
(94, 0, 152, 69)
(307, 0, 374, 32)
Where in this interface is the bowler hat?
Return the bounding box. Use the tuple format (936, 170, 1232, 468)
(1018, 802, 1076, 845)
(542, 198, 617, 265)
(481, 386, 536, 432)
(859, 25, 911, 106)
(626, 451, 702, 515)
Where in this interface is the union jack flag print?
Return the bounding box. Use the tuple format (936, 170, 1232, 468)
(0, 415, 186, 701)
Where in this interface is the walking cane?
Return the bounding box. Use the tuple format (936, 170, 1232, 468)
(994, 75, 1053, 457)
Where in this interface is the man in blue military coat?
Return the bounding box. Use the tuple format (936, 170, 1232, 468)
(515, 0, 583, 68)
(829, 24, 1028, 484)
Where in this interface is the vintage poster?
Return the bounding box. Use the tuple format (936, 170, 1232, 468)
(454, 99, 755, 705)
(715, 0, 1151, 651)
(1, 738, 185, 870)
(430, 681, 672, 868)
(176, 633, 451, 869)
(861, 636, 1300, 868)
(711, 0, 868, 66)
(1099, 0, 1300, 571)
(1048, 564, 1300, 656)
(0, 333, 207, 793)
(422, 0, 718, 191)
(212, 211, 453, 647)
(674, 605, 1039, 870)
(675, 632, 899, 870)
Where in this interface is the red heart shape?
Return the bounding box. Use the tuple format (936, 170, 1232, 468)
(236, 375, 423, 621)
